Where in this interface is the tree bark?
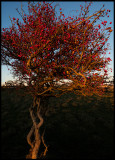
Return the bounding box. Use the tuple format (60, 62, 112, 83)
(26, 97, 44, 159)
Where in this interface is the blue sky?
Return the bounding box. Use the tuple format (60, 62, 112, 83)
(1, 1, 114, 85)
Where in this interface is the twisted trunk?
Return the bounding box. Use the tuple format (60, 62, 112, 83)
(26, 96, 47, 159)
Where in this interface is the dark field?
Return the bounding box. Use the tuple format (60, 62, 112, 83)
(1, 87, 114, 159)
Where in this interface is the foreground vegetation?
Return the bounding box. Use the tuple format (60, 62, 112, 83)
(1, 87, 114, 159)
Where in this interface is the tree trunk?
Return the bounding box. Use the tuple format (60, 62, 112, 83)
(31, 129, 41, 159)
(26, 97, 45, 159)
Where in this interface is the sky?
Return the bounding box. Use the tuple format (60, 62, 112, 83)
(1, 1, 114, 85)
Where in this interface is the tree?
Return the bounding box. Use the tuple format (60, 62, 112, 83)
(1, 1, 113, 159)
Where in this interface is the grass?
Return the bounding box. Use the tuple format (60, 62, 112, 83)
(1, 87, 114, 159)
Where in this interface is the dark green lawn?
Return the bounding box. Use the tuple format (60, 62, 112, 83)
(1, 87, 114, 159)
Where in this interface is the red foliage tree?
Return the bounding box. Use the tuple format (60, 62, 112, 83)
(1, 2, 113, 159)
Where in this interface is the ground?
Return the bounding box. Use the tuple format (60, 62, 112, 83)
(1, 87, 114, 159)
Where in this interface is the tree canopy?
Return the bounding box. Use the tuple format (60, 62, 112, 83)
(1, 2, 113, 97)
